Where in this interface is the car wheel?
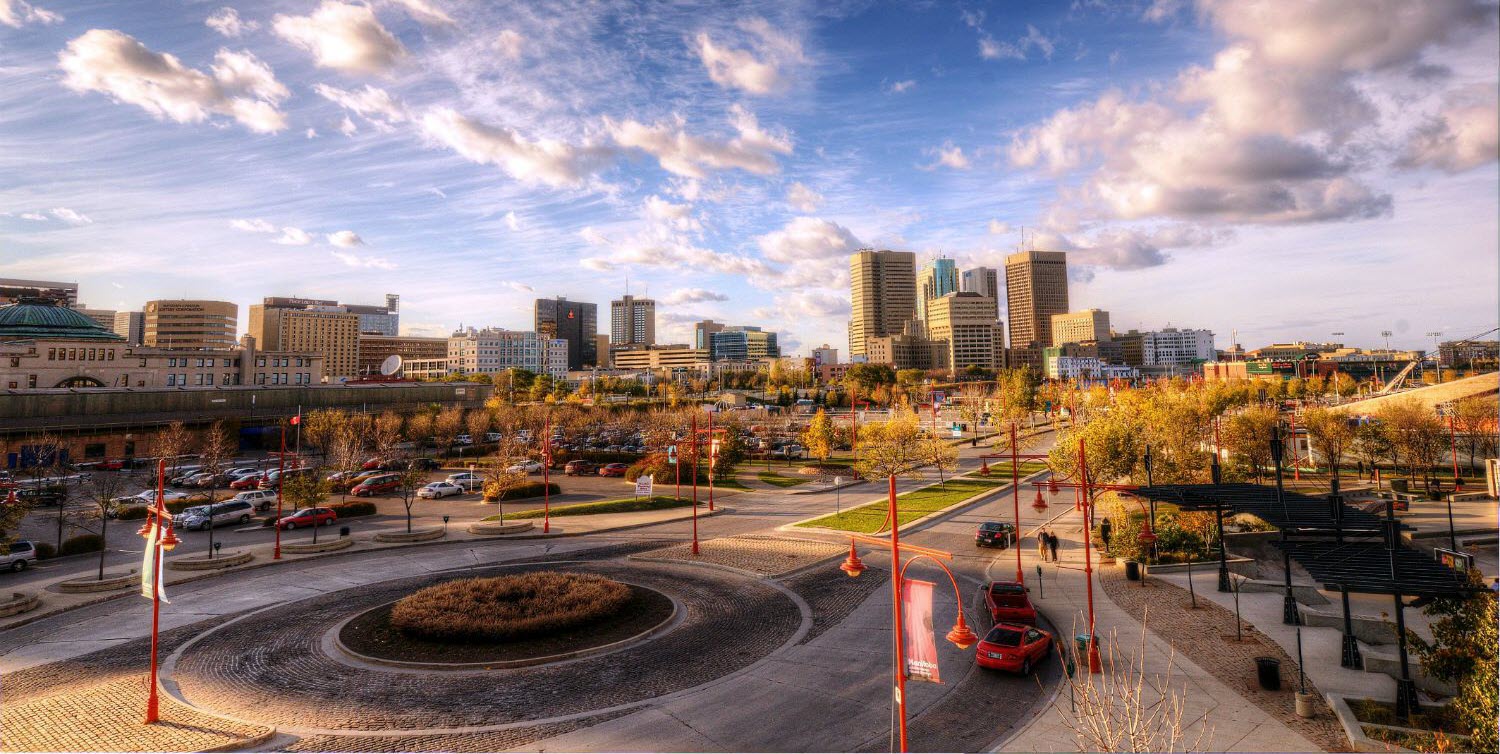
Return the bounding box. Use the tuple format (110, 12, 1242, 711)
(284, 521, 296, 530)
(1021, 658, 1032, 675)
(239, 514, 251, 524)
(11, 560, 25, 572)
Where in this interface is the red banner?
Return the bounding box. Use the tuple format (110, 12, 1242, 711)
(902, 579, 941, 683)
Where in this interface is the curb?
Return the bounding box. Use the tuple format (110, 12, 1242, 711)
(167, 550, 254, 571)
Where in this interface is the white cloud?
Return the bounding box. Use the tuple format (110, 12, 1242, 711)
(421, 107, 614, 187)
(786, 182, 823, 212)
(327, 230, 363, 247)
(695, 17, 805, 95)
(580, 257, 614, 272)
(19, 212, 48, 222)
(987, 219, 1011, 235)
(59, 31, 289, 133)
(774, 290, 849, 319)
(313, 83, 407, 130)
(501, 281, 534, 292)
(642, 195, 700, 231)
(924, 142, 970, 170)
(979, 36, 1022, 61)
(273, 227, 313, 245)
(503, 211, 521, 231)
(1397, 84, 1499, 172)
(273, 1, 406, 75)
(663, 288, 729, 305)
(495, 29, 524, 59)
(384, 0, 452, 26)
(978, 24, 1055, 62)
(305, 127, 318, 138)
(607, 105, 792, 179)
(205, 7, 258, 38)
(49, 207, 92, 225)
(332, 250, 395, 269)
(338, 115, 358, 136)
(229, 217, 277, 233)
(0, 0, 61, 27)
(755, 216, 861, 264)
(887, 79, 916, 94)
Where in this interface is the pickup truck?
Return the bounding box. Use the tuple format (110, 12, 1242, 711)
(982, 580, 1038, 625)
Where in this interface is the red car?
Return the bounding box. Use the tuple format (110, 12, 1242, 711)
(982, 580, 1038, 625)
(361, 457, 386, 471)
(98, 458, 127, 471)
(277, 507, 336, 530)
(351, 474, 400, 496)
(974, 622, 1052, 674)
(564, 460, 596, 476)
(230, 473, 267, 490)
(598, 463, 628, 478)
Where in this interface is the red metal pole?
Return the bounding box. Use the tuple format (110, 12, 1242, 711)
(851, 386, 858, 466)
(691, 413, 699, 555)
(675, 437, 681, 501)
(274, 426, 284, 559)
(1448, 416, 1462, 490)
(145, 459, 165, 724)
(888, 474, 908, 752)
(707, 410, 715, 512)
(542, 418, 551, 533)
(1289, 414, 1301, 481)
(1011, 422, 1023, 583)
(1079, 437, 1101, 673)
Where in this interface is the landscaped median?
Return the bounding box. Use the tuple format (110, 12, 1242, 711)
(794, 461, 1048, 534)
(757, 471, 808, 488)
(482, 495, 697, 520)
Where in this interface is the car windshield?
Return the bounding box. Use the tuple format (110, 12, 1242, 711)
(979, 523, 1004, 532)
(291, 509, 313, 517)
(984, 627, 1023, 646)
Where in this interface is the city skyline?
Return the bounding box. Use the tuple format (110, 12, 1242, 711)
(0, 1, 1496, 353)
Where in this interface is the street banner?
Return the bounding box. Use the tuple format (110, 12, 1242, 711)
(634, 477, 653, 497)
(139, 522, 170, 604)
(901, 579, 941, 683)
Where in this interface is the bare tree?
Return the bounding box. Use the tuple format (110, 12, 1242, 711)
(83, 471, 126, 579)
(19, 432, 70, 551)
(918, 434, 960, 487)
(466, 409, 493, 451)
(281, 466, 332, 543)
(434, 406, 465, 457)
(197, 420, 235, 558)
(371, 411, 404, 458)
(327, 422, 367, 502)
(150, 421, 193, 478)
(393, 461, 431, 533)
(299, 409, 346, 460)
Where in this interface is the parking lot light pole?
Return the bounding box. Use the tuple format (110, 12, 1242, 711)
(142, 459, 180, 724)
(542, 418, 551, 534)
(274, 426, 285, 560)
(691, 413, 700, 555)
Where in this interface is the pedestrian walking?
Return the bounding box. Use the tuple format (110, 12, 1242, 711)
(1037, 528, 1050, 562)
(1047, 532, 1060, 562)
(1099, 517, 1113, 553)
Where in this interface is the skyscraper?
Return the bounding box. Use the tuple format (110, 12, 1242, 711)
(927, 292, 1005, 372)
(960, 266, 1001, 323)
(694, 320, 726, 350)
(249, 300, 360, 379)
(145, 300, 239, 350)
(610, 295, 656, 347)
(535, 297, 598, 370)
(112, 310, 144, 345)
(848, 249, 916, 359)
(916, 257, 959, 324)
(1004, 250, 1069, 368)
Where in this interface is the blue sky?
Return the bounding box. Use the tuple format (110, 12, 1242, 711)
(1, 0, 1496, 356)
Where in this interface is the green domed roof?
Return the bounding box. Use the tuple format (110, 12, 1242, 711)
(0, 301, 125, 342)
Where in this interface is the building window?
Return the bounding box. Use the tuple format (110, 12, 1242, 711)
(256, 357, 266, 367)
(108, 349, 115, 360)
(47, 348, 55, 360)
(177, 373, 186, 385)
(7, 382, 15, 389)
(222, 373, 232, 385)
(166, 374, 176, 386)
(27, 375, 36, 388)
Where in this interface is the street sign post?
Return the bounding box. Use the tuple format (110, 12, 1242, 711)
(634, 477, 653, 498)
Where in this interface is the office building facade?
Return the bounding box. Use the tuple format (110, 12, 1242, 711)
(1051, 309, 1111, 346)
(1004, 250, 1069, 367)
(709, 327, 779, 362)
(849, 249, 916, 360)
(259, 295, 399, 336)
(610, 295, 656, 347)
(357, 334, 448, 376)
(249, 302, 360, 380)
(694, 320, 726, 350)
(0, 278, 77, 307)
(811, 344, 838, 366)
(535, 297, 598, 370)
(1142, 328, 1215, 366)
(916, 257, 959, 325)
(144, 300, 239, 350)
(926, 292, 1005, 372)
(112, 310, 144, 345)
(960, 267, 1001, 321)
(448, 328, 568, 380)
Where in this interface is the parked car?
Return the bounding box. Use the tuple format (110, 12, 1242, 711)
(599, 463, 629, 478)
(178, 500, 256, 530)
(445, 472, 484, 491)
(351, 474, 401, 497)
(454, 434, 473, 446)
(230, 489, 278, 512)
(260, 467, 314, 489)
(18, 486, 67, 506)
(982, 580, 1038, 625)
(417, 481, 463, 499)
(361, 457, 387, 471)
(975, 521, 1014, 549)
(184, 472, 229, 488)
(507, 460, 543, 474)
(114, 488, 189, 506)
(2, 540, 38, 573)
(564, 460, 596, 476)
(484, 432, 502, 443)
(277, 507, 336, 529)
(223, 467, 260, 480)
(974, 622, 1052, 674)
(230, 473, 267, 490)
(97, 458, 127, 471)
(408, 458, 441, 471)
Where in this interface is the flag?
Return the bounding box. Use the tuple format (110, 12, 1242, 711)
(139, 520, 171, 604)
(290, 415, 301, 425)
(902, 579, 941, 683)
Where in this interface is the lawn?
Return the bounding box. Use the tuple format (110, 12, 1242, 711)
(483, 495, 693, 520)
(965, 461, 1049, 479)
(795, 477, 1007, 534)
(758, 471, 809, 488)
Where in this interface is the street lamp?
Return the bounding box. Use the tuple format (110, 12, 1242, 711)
(1427, 331, 1443, 383)
(836, 474, 978, 753)
(140, 459, 180, 725)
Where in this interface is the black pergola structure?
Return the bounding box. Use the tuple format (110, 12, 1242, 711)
(1126, 428, 1482, 719)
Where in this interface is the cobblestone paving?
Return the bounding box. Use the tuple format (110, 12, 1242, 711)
(1100, 568, 1350, 752)
(783, 563, 888, 645)
(278, 710, 634, 752)
(632, 535, 845, 577)
(172, 560, 802, 732)
(2, 672, 270, 753)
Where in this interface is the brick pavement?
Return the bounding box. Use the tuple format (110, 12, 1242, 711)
(783, 562, 888, 645)
(1100, 568, 1350, 752)
(632, 535, 845, 577)
(1, 673, 270, 753)
(278, 710, 634, 752)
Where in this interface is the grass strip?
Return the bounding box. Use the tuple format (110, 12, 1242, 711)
(484, 495, 694, 520)
(796, 477, 1006, 534)
(757, 471, 809, 488)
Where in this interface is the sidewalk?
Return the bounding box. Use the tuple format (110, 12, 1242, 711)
(997, 506, 1326, 753)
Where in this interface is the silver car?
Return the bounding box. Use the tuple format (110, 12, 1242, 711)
(178, 500, 256, 530)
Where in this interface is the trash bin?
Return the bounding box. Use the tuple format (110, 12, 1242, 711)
(1255, 657, 1281, 690)
(339, 526, 351, 538)
(1125, 560, 1141, 581)
(1075, 634, 1094, 655)
(1390, 478, 1409, 494)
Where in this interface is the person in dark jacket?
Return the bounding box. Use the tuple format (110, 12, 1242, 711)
(1099, 517, 1113, 553)
(1047, 532, 1060, 562)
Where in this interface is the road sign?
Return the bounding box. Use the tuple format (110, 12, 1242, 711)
(634, 477, 653, 497)
(834, 476, 843, 486)
(667, 445, 677, 465)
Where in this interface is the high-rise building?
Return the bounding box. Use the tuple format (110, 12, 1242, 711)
(112, 311, 145, 345)
(535, 297, 598, 369)
(916, 257, 959, 324)
(811, 344, 839, 366)
(0, 278, 77, 307)
(259, 295, 398, 336)
(1051, 309, 1111, 346)
(849, 249, 916, 360)
(694, 320, 726, 350)
(610, 295, 656, 347)
(1004, 250, 1069, 368)
(144, 300, 239, 350)
(448, 327, 568, 380)
(249, 301, 360, 380)
(1141, 328, 1215, 366)
(594, 334, 610, 367)
(709, 326, 779, 361)
(74, 306, 117, 331)
(960, 267, 1001, 322)
(356, 334, 448, 376)
(927, 292, 1005, 372)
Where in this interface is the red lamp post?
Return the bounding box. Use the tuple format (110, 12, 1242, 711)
(142, 459, 180, 724)
(541, 417, 552, 533)
(690, 413, 700, 555)
(836, 474, 978, 753)
(273, 425, 285, 560)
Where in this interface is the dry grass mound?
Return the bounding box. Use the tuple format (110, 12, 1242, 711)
(390, 572, 632, 642)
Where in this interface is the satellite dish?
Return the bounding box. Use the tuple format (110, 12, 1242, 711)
(380, 355, 403, 376)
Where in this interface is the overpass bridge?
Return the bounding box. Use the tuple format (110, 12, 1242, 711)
(1334, 371, 1498, 415)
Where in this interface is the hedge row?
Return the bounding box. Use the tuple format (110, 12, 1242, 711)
(331, 501, 378, 517)
(484, 481, 561, 502)
(30, 534, 104, 560)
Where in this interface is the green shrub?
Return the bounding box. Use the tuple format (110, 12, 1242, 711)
(626, 454, 706, 484)
(493, 482, 559, 501)
(390, 572, 631, 642)
(58, 534, 104, 556)
(330, 501, 377, 517)
(115, 505, 148, 520)
(33, 542, 55, 559)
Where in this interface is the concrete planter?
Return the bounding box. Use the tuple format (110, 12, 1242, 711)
(467, 520, 535, 536)
(166, 550, 253, 571)
(281, 537, 354, 554)
(0, 591, 40, 618)
(373, 527, 445, 543)
(57, 571, 137, 593)
(1325, 694, 1467, 753)
(1295, 691, 1316, 718)
(1236, 579, 1330, 606)
(1145, 557, 1254, 574)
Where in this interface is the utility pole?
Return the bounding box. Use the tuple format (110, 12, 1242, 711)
(1426, 332, 1444, 383)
